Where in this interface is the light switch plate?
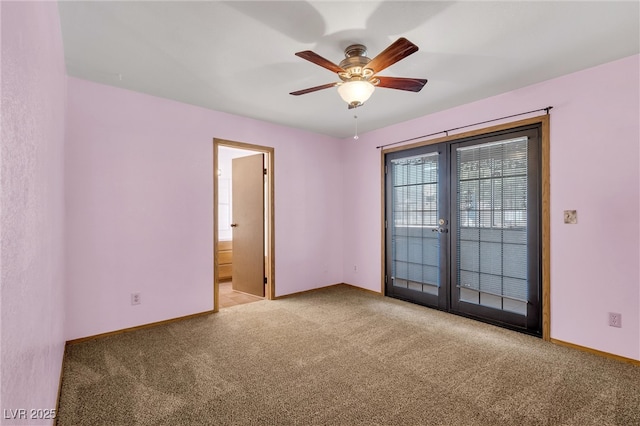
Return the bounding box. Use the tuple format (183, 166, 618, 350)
(564, 210, 577, 224)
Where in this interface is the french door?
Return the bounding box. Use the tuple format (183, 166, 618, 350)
(385, 124, 541, 335)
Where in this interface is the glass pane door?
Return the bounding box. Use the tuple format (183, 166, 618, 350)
(384, 124, 542, 335)
(385, 145, 448, 310)
(450, 129, 541, 333)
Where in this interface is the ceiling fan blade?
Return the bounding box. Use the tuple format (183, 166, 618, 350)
(375, 76, 427, 92)
(295, 50, 345, 74)
(290, 82, 338, 96)
(365, 37, 419, 75)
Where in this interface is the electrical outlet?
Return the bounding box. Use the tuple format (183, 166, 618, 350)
(131, 292, 141, 305)
(608, 312, 622, 328)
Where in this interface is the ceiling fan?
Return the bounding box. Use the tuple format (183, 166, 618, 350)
(290, 37, 427, 109)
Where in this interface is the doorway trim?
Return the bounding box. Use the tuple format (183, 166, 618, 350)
(213, 138, 275, 312)
(380, 114, 550, 340)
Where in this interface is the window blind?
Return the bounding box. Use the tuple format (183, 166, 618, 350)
(391, 153, 440, 294)
(456, 137, 529, 315)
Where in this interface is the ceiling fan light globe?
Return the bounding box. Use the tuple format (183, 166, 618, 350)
(338, 81, 375, 106)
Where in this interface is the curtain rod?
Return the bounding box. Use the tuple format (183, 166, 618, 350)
(375, 106, 553, 150)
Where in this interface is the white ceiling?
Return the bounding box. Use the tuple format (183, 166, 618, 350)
(58, 1, 639, 139)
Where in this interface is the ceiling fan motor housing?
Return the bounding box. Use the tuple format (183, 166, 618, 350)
(339, 44, 375, 82)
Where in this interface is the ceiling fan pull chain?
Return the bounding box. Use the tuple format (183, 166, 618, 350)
(353, 115, 359, 140)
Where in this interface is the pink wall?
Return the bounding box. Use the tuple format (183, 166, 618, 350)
(341, 54, 640, 361)
(65, 78, 344, 340)
(1, 2, 67, 424)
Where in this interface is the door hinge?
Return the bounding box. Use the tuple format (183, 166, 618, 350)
(385, 220, 388, 229)
(385, 165, 388, 174)
(264, 168, 267, 175)
(264, 277, 267, 284)
(385, 275, 388, 283)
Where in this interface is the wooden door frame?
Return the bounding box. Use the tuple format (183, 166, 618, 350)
(213, 138, 275, 312)
(380, 115, 550, 340)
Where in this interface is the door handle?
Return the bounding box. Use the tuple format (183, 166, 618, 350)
(230, 223, 238, 228)
(434, 218, 448, 233)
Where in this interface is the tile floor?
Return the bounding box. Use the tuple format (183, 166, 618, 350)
(218, 281, 263, 309)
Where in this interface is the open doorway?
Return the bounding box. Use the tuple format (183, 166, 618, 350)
(213, 138, 275, 311)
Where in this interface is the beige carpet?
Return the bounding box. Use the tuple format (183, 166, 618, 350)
(57, 285, 640, 425)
